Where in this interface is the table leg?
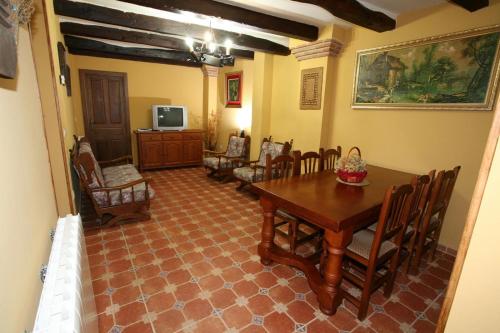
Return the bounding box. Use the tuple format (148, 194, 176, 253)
(318, 228, 353, 315)
(257, 197, 276, 266)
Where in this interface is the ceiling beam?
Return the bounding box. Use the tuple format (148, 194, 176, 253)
(120, 0, 318, 41)
(64, 35, 205, 67)
(448, 0, 489, 12)
(60, 22, 254, 60)
(54, 0, 290, 55)
(293, 0, 395, 32)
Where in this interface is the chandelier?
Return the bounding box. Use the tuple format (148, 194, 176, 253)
(185, 27, 234, 67)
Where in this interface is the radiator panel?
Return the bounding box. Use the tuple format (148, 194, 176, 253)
(33, 214, 97, 333)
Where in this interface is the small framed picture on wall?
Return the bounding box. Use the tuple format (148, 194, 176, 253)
(226, 72, 242, 108)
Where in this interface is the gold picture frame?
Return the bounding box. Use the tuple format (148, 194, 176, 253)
(300, 67, 323, 110)
(352, 25, 500, 111)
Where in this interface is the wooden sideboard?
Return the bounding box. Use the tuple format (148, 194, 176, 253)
(135, 129, 204, 171)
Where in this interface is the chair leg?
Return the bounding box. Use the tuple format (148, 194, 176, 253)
(384, 251, 401, 297)
(358, 268, 375, 320)
(412, 232, 427, 274)
(288, 221, 297, 254)
(429, 227, 443, 261)
(404, 231, 418, 274)
(236, 181, 247, 191)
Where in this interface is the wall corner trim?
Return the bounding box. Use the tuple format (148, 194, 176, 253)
(291, 39, 343, 61)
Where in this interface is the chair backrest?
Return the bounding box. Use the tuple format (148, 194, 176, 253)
(73, 138, 105, 189)
(257, 138, 293, 167)
(421, 166, 461, 232)
(370, 182, 415, 261)
(265, 154, 296, 180)
(319, 146, 342, 171)
(403, 172, 433, 239)
(293, 150, 320, 175)
(226, 134, 251, 158)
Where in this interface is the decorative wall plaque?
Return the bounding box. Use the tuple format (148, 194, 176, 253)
(300, 67, 323, 110)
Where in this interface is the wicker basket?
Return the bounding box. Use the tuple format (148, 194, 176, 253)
(337, 147, 367, 183)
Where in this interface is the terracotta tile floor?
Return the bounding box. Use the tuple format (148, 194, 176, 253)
(85, 167, 454, 333)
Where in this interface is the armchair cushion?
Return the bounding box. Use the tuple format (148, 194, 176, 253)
(78, 142, 104, 188)
(203, 156, 232, 170)
(93, 164, 155, 207)
(257, 142, 285, 166)
(226, 136, 247, 157)
(233, 166, 265, 183)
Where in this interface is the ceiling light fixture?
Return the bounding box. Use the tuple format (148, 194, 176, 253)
(185, 22, 234, 67)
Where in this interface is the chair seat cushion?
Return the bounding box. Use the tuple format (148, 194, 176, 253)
(203, 156, 233, 170)
(92, 164, 155, 207)
(347, 230, 396, 260)
(233, 166, 264, 183)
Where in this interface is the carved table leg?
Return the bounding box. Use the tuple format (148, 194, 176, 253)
(257, 197, 276, 266)
(318, 227, 353, 315)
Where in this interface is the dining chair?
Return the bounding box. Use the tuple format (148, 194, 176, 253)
(411, 166, 460, 273)
(340, 181, 416, 320)
(319, 146, 342, 171)
(367, 171, 434, 273)
(274, 151, 324, 254)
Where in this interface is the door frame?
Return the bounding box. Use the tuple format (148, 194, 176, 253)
(436, 95, 500, 331)
(79, 69, 132, 156)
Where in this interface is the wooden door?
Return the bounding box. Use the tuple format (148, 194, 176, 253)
(80, 70, 131, 160)
(141, 141, 163, 168)
(163, 142, 183, 165)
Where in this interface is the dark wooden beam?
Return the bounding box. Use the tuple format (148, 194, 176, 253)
(54, 0, 290, 55)
(60, 22, 254, 60)
(293, 0, 395, 32)
(64, 35, 204, 67)
(120, 0, 318, 41)
(448, 0, 489, 12)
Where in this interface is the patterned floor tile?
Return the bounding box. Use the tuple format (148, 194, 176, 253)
(85, 167, 454, 333)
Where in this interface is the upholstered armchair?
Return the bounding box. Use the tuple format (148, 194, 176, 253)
(233, 137, 293, 190)
(203, 134, 251, 181)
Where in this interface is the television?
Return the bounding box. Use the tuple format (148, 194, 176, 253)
(152, 105, 188, 131)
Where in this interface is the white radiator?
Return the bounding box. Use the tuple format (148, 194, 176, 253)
(33, 214, 98, 333)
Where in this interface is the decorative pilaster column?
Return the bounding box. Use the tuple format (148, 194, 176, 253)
(202, 65, 219, 149)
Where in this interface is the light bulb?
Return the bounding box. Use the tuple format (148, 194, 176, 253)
(204, 31, 212, 42)
(185, 36, 194, 51)
(224, 39, 233, 55)
(209, 42, 217, 53)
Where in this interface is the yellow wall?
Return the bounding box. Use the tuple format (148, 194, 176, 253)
(326, 2, 500, 249)
(69, 55, 204, 163)
(0, 27, 58, 333)
(217, 59, 254, 151)
(30, 0, 75, 215)
(445, 134, 500, 331)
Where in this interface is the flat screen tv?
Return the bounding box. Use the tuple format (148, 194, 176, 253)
(152, 105, 188, 131)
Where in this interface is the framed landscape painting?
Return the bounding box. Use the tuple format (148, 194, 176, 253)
(352, 25, 500, 111)
(226, 72, 242, 108)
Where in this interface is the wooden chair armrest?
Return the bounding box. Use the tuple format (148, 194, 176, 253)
(89, 177, 150, 192)
(203, 150, 226, 157)
(98, 155, 133, 167)
(236, 159, 259, 166)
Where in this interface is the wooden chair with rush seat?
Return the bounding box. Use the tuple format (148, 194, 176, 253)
(203, 132, 250, 181)
(274, 150, 324, 254)
(339, 180, 417, 320)
(411, 166, 461, 273)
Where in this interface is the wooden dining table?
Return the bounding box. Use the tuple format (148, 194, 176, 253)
(250, 165, 415, 315)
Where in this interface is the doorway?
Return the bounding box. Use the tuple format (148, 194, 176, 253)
(79, 69, 131, 160)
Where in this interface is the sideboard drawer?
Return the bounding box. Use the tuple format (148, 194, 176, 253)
(162, 133, 183, 141)
(141, 133, 163, 141)
(183, 132, 203, 141)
